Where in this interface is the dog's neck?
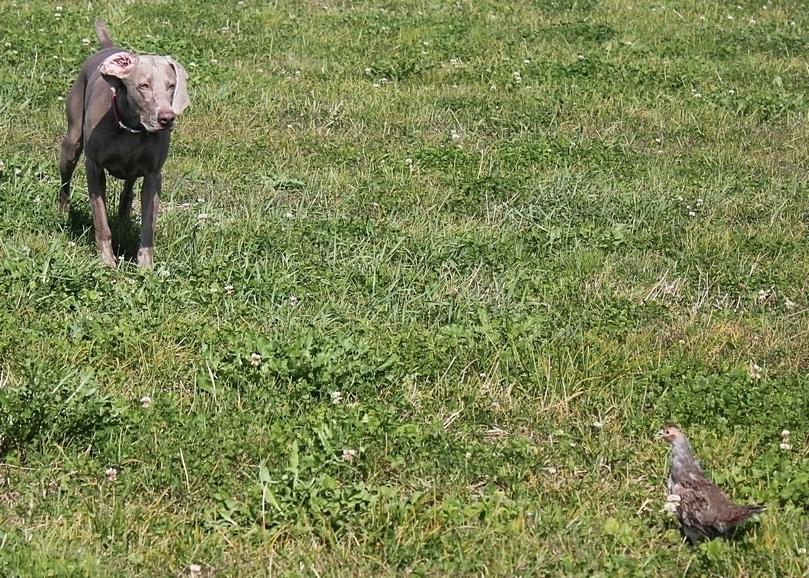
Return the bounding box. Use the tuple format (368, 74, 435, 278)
(109, 85, 144, 134)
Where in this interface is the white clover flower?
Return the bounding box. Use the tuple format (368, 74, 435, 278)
(224, 284, 234, 294)
(81, 38, 90, 46)
(288, 295, 299, 306)
(757, 288, 772, 302)
(330, 391, 343, 404)
(779, 443, 791, 451)
(781, 429, 791, 438)
(341, 448, 357, 462)
(189, 564, 202, 577)
(688, 210, 696, 217)
(250, 353, 262, 367)
(105, 467, 118, 482)
(140, 396, 152, 408)
(663, 494, 681, 514)
(749, 362, 763, 379)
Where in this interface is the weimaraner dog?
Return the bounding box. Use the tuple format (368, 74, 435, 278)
(59, 20, 190, 268)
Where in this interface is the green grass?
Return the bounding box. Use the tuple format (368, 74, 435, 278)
(1, 0, 808, 575)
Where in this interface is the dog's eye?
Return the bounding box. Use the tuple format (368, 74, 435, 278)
(138, 83, 150, 90)
(168, 83, 176, 90)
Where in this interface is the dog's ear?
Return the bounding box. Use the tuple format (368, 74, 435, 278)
(99, 52, 136, 78)
(166, 57, 190, 115)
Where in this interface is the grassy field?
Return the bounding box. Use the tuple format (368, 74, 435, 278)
(1, 0, 808, 575)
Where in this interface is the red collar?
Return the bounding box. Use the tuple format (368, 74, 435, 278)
(110, 87, 144, 134)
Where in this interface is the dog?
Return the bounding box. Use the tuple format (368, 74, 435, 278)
(58, 20, 190, 268)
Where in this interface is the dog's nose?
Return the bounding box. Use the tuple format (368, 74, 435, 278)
(157, 111, 176, 128)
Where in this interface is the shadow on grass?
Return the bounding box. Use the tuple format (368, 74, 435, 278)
(65, 203, 141, 264)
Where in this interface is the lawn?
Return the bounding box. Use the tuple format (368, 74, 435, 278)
(0, 0, 808, 575)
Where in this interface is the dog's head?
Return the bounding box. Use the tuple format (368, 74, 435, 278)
(100, 52, 190, 132)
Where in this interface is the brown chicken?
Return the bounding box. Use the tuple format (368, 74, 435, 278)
(658, 425, 766, 543)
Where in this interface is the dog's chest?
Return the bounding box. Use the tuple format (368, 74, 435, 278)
(88, 132, 170, 179)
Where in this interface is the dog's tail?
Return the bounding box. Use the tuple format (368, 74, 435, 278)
(95, 20, 114, 49)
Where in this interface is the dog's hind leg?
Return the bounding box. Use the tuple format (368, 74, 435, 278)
(58, 78, 85, 212)
(118, 177, 137, 223)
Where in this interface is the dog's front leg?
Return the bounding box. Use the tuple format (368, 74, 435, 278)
(86, 160, 116, 267)
(137, 172, 162, 269)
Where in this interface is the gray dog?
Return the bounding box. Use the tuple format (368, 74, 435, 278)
(59, 20, 190, 268)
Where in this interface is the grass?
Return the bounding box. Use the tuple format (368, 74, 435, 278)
(1, 0, 808, 575)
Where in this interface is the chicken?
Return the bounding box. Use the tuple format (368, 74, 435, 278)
(658, 425, 766, 543)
